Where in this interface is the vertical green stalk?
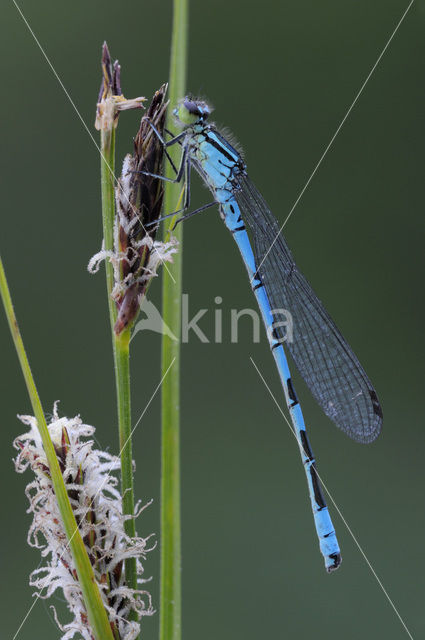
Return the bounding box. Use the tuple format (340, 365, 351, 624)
(114, 326, 136, 594)
(160, 2, 188, 640)
(0, 256, 114, 640)
(100, 127, 118, 330)
(100, 127, 137, 595)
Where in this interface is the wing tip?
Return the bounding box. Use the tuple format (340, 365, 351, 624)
(329, 395, 383, 444)
(347, 410, 383, 444)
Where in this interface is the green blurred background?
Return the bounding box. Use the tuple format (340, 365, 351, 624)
(1, 1, 424, 638)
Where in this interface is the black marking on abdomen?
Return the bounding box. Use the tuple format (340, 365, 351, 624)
(300, 431, 327, 510)
(327, 553, 342, 572)
(231, 225, 246, 233)
(369, 389, 383, 419)
(271, 342, 280, 351)
(300, 430, 313, 461)
(287, 378, 299, 407)
(253, 269, 261, 281)
(310, 465, 327, 510)
(252, 270, 263, 290)
(228, 204, 242, 223)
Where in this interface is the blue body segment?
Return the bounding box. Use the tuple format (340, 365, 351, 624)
(220, 196, 340, 572)
(188, 126, 341, 571)
(161, 97, 383, 572)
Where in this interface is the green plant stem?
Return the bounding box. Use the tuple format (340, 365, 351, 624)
(100, 127, 117, 329)
(100, 127, 137, 596)
(115, 327, 136, 590)
(160, 2, 188, 640)
(0, 255, 114, 640)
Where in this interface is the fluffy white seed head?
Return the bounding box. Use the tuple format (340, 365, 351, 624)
(14, 404, 154, 640)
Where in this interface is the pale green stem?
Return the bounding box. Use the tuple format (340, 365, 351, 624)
(160, 1, 188, 640)
(0, 255, 114, 640)
(100, 127, 137, 597)
(100, 126, 118, 330)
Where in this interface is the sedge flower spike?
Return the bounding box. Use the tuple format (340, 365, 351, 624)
(95, 42, 145, 131)
(90, 83, 177, 334)
(14, 403, 154, 640)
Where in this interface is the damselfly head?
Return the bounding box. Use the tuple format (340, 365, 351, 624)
(173, 96, 212, 126)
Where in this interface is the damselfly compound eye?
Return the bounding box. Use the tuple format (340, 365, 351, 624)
(174, 97, 212, 126)
(183, 98, 211, 119)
